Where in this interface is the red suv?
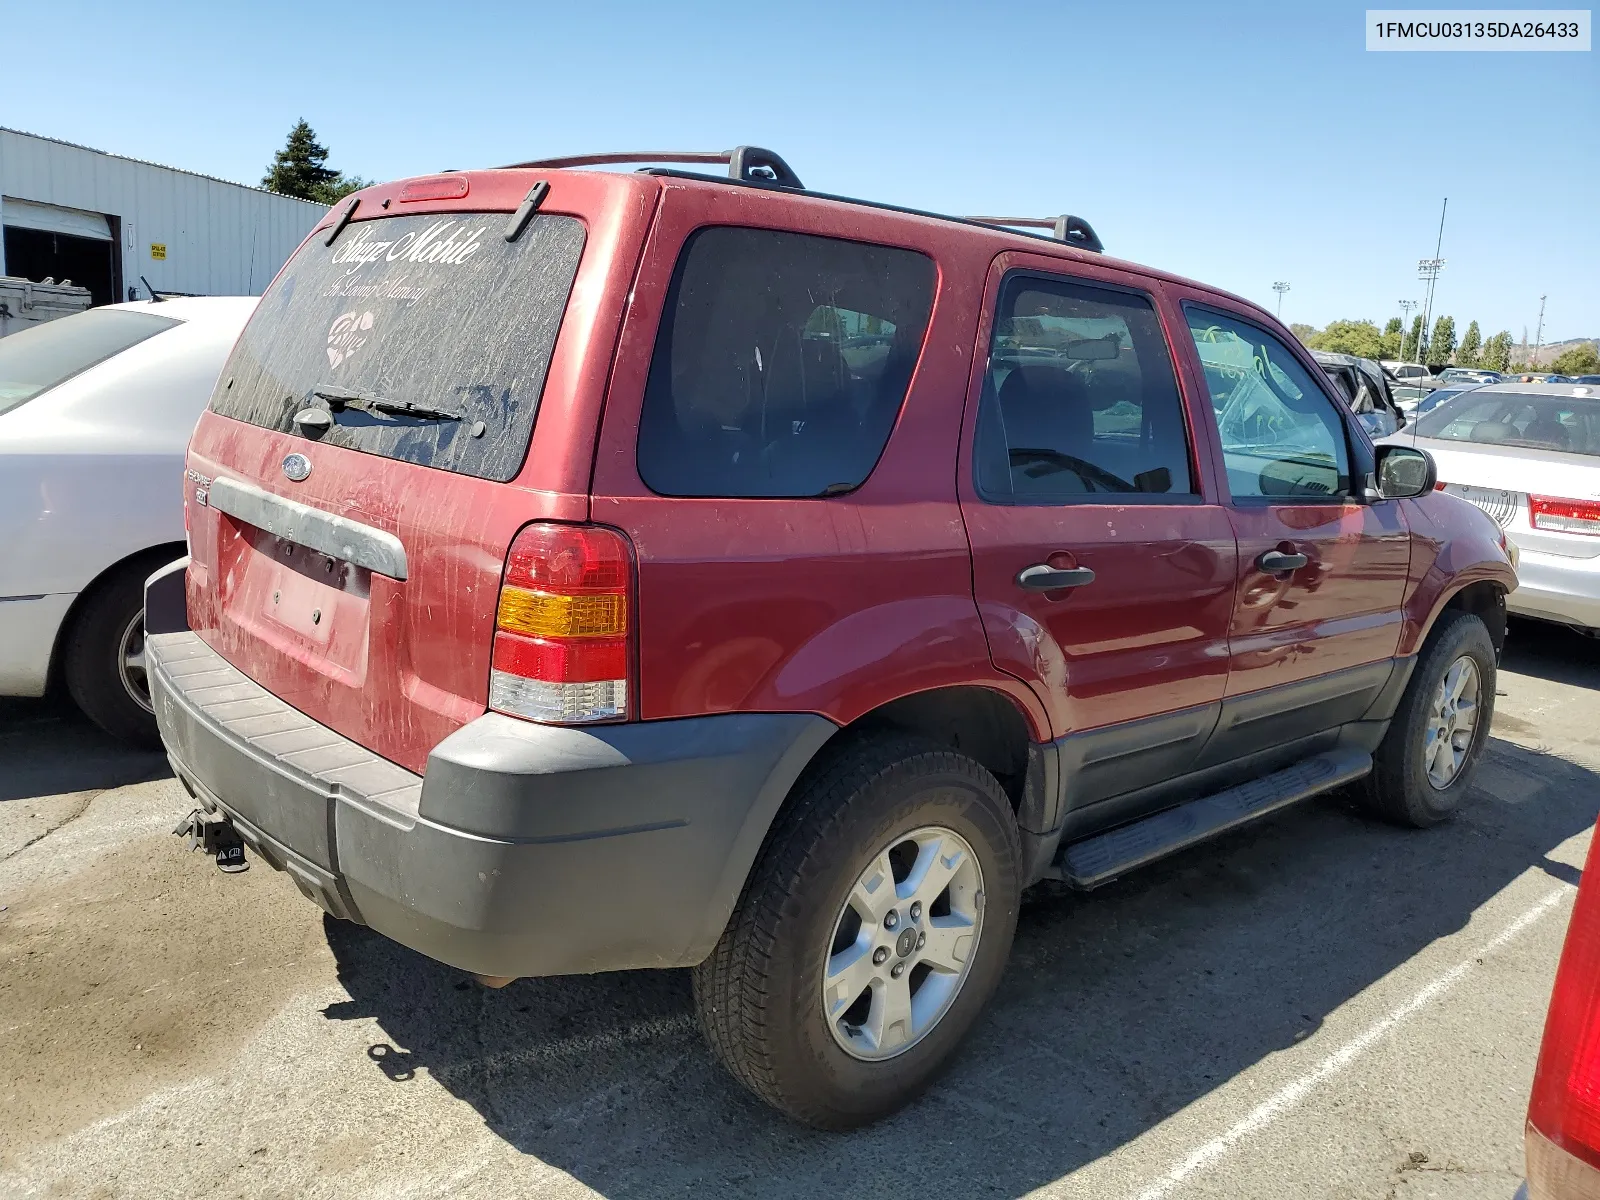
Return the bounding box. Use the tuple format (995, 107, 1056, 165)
(146, 147, 1515, 1128)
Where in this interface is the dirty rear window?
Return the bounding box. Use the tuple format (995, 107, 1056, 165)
(210, 212, 586, 481)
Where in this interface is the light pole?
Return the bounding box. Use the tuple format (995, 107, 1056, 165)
(1416, 197, 1448, 365)
(1417, 258, 1445, 362)
(1272, 281, 1290, 319)
(1398, 299, 1418, 361)
(1534, 294, 1547, 369)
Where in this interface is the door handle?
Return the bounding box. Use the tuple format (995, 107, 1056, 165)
(1257, 550, 1308, 573)
(1016, 564, 1096, 591)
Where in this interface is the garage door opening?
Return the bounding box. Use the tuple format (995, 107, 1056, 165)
(2, 198, 120, 308)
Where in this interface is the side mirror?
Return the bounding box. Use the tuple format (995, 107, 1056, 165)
(1375, 445, 1436, 499)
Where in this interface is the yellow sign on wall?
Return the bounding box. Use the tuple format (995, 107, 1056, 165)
(150, 243, 167, 260)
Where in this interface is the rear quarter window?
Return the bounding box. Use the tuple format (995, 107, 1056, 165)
(636, 227, 936, 498)
(209, 212, 585, 481)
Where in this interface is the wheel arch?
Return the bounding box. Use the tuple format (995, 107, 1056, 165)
(1428, 579, 1509, 657)
(45, 541, 188, 693)
(691, 683, 1050, 964)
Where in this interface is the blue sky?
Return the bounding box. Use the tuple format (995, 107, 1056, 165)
(9, 0, 1596, 340)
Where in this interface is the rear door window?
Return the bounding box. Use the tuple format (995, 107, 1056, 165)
(0, 308, 179, 416)
(209, 213, 585, 481)
(636, 227, 935, 497)
(974, 274, 1195, 501)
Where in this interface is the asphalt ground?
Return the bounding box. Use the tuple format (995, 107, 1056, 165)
(2, 618, 1596, 1199)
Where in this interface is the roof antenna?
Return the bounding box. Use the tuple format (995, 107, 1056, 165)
(141, 275, 165, 302)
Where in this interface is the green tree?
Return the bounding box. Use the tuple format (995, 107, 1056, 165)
(1482, 331, 1514, 373)
(1553, 342, 1600, 376)
(1380, 317, 1403, 361)
(1288, 323, 1318, 344)
(1457, 320, 1482, 368)
(261, 119, 368, 204)
(1401, 314, 1424, 362)
(1307, 319, 1385, 360)
(1426, 315, 1456, 366)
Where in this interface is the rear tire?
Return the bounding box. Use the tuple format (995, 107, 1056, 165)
(1362, 610, 1496, 827)
(692, 735, 1021, 1128)
(63, 564, 159, 746)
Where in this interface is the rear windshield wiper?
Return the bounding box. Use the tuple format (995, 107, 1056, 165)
(311, 386, 463, 423)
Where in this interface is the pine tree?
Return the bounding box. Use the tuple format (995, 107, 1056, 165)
(1457, 320, 1482, 368)
(1426, 315, 1456, 366)
(261, 120, 368, 204)
(1482, 331, 1513, 373)
(1401, 314, 1424, 362)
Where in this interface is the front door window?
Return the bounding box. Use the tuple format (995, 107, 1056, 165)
(1186, 312, 1351, 501)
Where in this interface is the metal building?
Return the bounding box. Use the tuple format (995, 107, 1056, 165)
(0, 127, 325, 309)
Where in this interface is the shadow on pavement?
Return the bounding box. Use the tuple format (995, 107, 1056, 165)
(0, 698, 169, 803)
(321, 729, 1600, 1198)
(1504, 616, 1600, 689)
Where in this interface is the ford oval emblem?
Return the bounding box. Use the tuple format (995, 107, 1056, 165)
(282, 453, 312, 482)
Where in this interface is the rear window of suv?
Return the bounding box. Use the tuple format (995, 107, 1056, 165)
(0, 307, 179, 417)
(636, 227, 935, 497)
(209, 212, 586, 481)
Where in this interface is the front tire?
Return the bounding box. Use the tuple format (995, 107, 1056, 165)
(62, 564, 159, 746)
(1362, 610, 1496, 827)
(693, 735, 1021, 1128)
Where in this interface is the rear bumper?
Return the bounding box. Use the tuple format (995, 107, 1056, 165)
(1507, 547, 1600, 630)
(0, 592, 75, 697)
(148, 625, 835, 979)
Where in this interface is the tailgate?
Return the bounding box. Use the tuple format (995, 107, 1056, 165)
(180, 174, 654, 773)
(185, 422, 558, 773)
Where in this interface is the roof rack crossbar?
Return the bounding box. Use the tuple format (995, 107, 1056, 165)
(496, 146, 804, 189)
(965, 214, 1104, 254)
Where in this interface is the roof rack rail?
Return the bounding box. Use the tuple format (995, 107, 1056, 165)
(496, 146, 804, 189)
(490, 147, 1105, 254)
(964, 215, 1104, 254)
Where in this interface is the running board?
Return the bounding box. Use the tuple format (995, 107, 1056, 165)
(1053, 747, 1372, 890)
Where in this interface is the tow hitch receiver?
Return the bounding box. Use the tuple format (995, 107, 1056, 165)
(172, 808, 249, 874)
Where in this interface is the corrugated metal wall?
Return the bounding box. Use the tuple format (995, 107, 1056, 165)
(0, 128, 326, 299)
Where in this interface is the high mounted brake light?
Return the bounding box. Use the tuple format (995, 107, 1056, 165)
(1527, 822, 1600, 1190)
(399, 175, 470, 202)
(488, 523, 633, 725)
(1531, 495, 1600, 537)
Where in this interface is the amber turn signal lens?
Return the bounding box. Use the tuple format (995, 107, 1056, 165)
(496, 587, 626, 638)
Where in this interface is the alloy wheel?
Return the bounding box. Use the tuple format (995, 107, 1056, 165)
(822, 825, 984, 1061)
(117, 608, 153, 714)
(1424, 654, 1480, 789)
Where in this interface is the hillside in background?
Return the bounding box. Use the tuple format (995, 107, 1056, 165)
(1516, 337, 1600, 368)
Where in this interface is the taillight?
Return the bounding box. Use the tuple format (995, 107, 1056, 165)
(488, 522, 633, 725)
(1528, 824, 1600, 1179)
(1531, 495, 1600, 537)
(1434, 481, 1449, 491)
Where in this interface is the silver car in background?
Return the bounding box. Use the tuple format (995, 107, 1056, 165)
(1383, 381, 1600, 632)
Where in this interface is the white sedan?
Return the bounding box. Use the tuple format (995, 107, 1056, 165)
(0, 297, 255, 741)
(1383, 381, 1600, 632)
